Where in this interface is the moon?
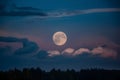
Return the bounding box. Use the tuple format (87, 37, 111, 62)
(53, 31, 67, 46)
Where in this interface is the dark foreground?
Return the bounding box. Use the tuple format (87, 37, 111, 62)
(0, 68, 120, 80)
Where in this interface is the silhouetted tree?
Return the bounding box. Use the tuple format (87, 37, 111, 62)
(0, 68, 120, 80)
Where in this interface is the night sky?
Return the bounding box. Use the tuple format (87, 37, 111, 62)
(0, 0, 120, 71)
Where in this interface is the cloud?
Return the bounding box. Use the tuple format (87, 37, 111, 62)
(0, 36, 39, 55)
(62, 48, 74, 55)
(0, 4, 47, 16)
(47, 44, 118, 58)
(91, 47, 117, 58)
(74, 48, 90, 56)
(91, 47, 103, 55)
(0, 46, 11, 55)
(36, 50, 48, 59)
(0, 36, 24, 42)
(82, 8, 120, 14)
(63, 46, 117, 58)
(24, 8, 120, 19)
(46, 8, 120, 18)
(15, 41, 39, 55)
(48, 50, 60, 57)
(1, 4, 120, 18)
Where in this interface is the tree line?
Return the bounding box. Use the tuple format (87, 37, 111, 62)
(0, 68, 120, 80)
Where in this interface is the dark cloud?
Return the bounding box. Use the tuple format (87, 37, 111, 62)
(15, 41, 39, 55)
(15, 6, 40, 11)
(0, 36, 25, 42)
(0, 3, 47, 16)
(0, 0, 13, 11)
(0, 10, 47, 16)
(0, 36, 39, 55)
(0, 0, 9, 5)
(35, 50, 48, 59)
(0, 5, 5, 11)
(0, 46, 12, 55)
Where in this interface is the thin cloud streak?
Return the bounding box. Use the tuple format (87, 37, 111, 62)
(29, 8, 120, 19)
(47, 8, 120, 18)
(1, 6, 120, 18)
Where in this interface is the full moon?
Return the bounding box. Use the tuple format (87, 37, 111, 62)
(53, 31, 67, 46)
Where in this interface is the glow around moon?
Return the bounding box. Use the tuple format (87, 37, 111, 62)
(53, 31, 67, 46)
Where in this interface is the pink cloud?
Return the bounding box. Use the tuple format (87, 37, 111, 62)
(48, 50, 60, 57)
(91, 47, 117, 58)
(74, 48, 90, 56)
(62, 48, 74, 55)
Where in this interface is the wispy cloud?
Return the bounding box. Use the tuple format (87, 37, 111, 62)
(1, 4, 120, 18)
(46, 8, 120, 18)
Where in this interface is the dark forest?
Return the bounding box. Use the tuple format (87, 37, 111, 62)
(0, 68, 120, 80)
